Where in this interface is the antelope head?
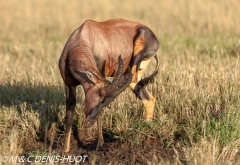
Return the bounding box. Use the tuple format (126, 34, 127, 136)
(82, 56, 132, 128)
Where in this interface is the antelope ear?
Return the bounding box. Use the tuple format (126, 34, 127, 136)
(85, 71, 98, 85)
(77, 71, 100, 85)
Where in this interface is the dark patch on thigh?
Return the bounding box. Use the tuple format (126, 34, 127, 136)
(131, 27, 159, 74)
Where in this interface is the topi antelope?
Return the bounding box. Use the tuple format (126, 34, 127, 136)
(59, 18, 159, 152)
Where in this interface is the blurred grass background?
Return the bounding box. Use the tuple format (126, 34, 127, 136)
(0, 0, 240, 164)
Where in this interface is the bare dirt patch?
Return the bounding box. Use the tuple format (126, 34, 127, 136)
(20, 130, 176, 164)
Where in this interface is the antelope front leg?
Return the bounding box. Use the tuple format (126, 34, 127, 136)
(96, 115, 104, 150)
(63, 85, 76, 153)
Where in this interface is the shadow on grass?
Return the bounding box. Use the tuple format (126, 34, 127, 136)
(0, 83, 66, 144)
(0, 83, 65, 108)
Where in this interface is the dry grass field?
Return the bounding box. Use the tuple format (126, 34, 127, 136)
(0, 0, 240, 164)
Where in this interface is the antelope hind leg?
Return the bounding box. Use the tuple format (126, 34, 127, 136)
(129, 58, 156, 121)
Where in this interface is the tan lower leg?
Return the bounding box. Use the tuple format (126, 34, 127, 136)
(142, 96, 156, 121)
(129, 83, 156, 121)
(64, 129, 71, 152)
